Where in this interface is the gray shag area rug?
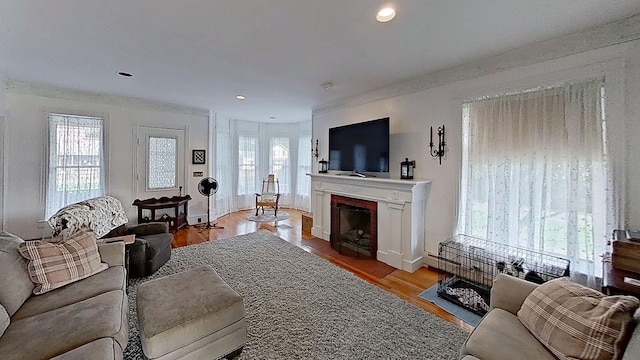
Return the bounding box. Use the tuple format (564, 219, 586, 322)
(124, 230, 468, 359)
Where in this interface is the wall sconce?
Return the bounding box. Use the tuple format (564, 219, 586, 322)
(318, 158, 329, 173)
(311, 139, 319, 159)
(400, 158, 415, 179)
(430, 125, 446, 165)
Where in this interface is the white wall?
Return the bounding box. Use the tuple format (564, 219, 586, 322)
(0, 79, 6, 230)
(313, 41, 638, 265)
(625, 43, 640, 228)
(0, 79, 6, 116)
(4, 85, 209, 239)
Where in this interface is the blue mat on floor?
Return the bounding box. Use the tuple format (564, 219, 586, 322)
(418, 285, 482, 327)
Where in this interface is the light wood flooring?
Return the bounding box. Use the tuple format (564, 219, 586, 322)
(172, 208, 474, 333)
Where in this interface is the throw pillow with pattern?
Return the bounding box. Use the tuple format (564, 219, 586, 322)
(517, 277, 639, 360)
(18, 231, 108, 295)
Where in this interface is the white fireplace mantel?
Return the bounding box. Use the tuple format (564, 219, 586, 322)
(308, 173, 431, 273)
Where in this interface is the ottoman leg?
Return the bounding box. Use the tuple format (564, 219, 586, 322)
(227, 347, 243, 359)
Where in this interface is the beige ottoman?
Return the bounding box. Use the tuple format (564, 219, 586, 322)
(136, 265, 247, 360)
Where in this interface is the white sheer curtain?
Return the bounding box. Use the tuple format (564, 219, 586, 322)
(236, 135, 258, 209)
(295, 135, 312, 211)
(269, 137, 291, 204)
(214, 129, 231, 218)
(457, 79, 610, 282)
(47, 114, 105, 218)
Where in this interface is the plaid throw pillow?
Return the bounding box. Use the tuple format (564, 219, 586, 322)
(517, 277, 639, 360)
(18, 231, 108, 295)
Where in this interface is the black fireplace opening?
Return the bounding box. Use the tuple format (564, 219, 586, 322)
(337, 205, 372, 257)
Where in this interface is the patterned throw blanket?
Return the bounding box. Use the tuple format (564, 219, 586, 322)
(48, 196, 129, 239)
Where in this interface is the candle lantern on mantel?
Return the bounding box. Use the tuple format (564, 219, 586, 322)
(400, 158, 416, 179)
(318, 158, 329, 173)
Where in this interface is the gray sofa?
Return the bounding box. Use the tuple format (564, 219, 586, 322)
(0, 232, 128, 359)
(460, 274, 640, 360)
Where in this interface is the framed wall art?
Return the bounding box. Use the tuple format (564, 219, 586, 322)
(192, 149, 206, 164)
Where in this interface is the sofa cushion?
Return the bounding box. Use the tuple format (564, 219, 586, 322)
(0, 232, 34, 316)
(0, 290, 128, 360)
(518, 277, 639, 360)
(621, 309, 640, 360)
(11, 266, 125, 321)
(0, 304, 9, 337)
(50, 338, 123, 360)
(462, 308, 557, 360)
(19, 231, 108, 295)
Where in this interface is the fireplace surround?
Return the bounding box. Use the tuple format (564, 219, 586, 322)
(309, 173, 431, 272)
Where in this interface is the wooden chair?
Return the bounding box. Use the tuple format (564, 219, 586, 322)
(255, 174, 280, 216)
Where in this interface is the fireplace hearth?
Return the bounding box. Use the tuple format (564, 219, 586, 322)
(331, 195, 377, 258)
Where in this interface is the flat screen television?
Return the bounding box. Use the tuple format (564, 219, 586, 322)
(328, 117, 389, 176)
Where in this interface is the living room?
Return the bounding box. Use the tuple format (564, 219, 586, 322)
(2, 2, 640, 359)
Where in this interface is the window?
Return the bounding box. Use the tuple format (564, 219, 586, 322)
(46, 114, 105, 217)
(269, 137, 290, 193)
(238, 136, 257, 195)
(148, 136, 177, 189)
(457, 79, 609, 278)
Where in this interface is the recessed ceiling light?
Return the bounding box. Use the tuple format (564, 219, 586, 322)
(236, 95, 246, 100)
(320, 82, 333, 91)
(376, 7, 396, 22)
(117, 71, 133, 77)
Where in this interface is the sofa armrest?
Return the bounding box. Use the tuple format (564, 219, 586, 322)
(490, 274, 539, 315)
(97, 242, 125, 267)
(126, 222, 169, 236)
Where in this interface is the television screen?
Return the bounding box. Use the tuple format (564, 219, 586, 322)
(328, 118, 389, 174)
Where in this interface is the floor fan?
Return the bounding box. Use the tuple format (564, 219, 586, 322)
(196, 177, 224, 231)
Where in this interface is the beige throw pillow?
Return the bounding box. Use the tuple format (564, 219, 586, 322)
(517, 277, 639, 360)
(19, 231, 108, 295)
(0, 231, 34, 316)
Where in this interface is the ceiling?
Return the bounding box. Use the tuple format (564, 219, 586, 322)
(1, 1, 639, 123)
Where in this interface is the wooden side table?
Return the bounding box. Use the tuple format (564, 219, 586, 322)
(602, 253, 640, 298)
(132, 195, 191, 231)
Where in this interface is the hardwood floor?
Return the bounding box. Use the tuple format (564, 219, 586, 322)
(172, 208, 474, 333)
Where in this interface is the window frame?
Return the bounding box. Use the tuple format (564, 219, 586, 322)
(237, 134, 259, 196)
(269, 136, 291, 194)
(457, 80, 608, 266)
(45, 111, 109, 218)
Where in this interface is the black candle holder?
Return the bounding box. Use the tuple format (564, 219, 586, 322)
(430, 125, 446, 165)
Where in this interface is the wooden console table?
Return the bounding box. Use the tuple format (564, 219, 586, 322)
(132, 195, 191, 231)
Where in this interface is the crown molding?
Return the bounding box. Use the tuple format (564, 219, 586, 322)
(313, 14, 640, 116)
(6, 80, 210, 117)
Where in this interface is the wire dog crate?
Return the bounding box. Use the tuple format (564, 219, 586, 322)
(437, 234, 570, 316)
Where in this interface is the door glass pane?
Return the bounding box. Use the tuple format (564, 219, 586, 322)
(148, 136, 177, 189)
